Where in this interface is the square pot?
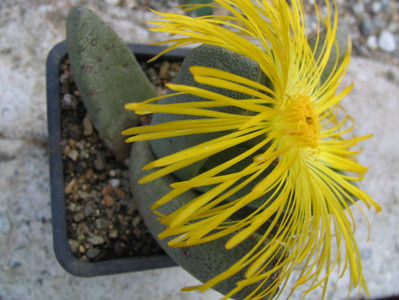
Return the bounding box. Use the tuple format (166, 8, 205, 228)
(46, 41, 188, 276)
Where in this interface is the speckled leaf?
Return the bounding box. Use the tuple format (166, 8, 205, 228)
(150, 45, 272, 209)
(129, 141, 278, 299)
(66, 6, 157, 161)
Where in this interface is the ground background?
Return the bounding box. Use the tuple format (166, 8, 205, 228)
(0, 0, 398, 299)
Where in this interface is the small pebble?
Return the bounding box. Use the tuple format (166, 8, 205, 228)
(132, 216, 141, 227)
(84, 201, 96, 216)
(147, 68, 158, 84)
(65, 178, 77, 194)
(109, 229, 118, 238)
(68, 239, 80, 253)
(366, 35, 378, 50)
(125, 0, 138, 9)
(79, 245, 86, 253)
(159, 61, 171, 79)
(68, 139, 77, 148)
(0, 213, 11, 233)
(371, 2, 382, 14)
(118, 215, 128, 226)
(77, 222, 89, 234)
(60, 72, 69, 84)
(102, 195, 115, 207)
(171, 62, 180, 72)
(359, 19, 374, 36)
(78, 190, 91, 199)
(381, 0, 392, 14)
(114, 187, 126, 199)
(87, 235, 105, 245)
(95, 218, 108, 229)
(109, 178, 120, 188)
(378, 30, 397, 52)
(62, 94, 76, 107)
(83, 114, 93, 136)
(85, 168, 94, 179)
(68, 202, 77, 212)
(80, 149, 89, 159)
(86, 248, 100, 259)
(74, 212, 84, 222)
(101, 184, 114, 196)
(75, 141, 85, 150)
(94, 157, 105, 171)
(351, 2, 364, 17)
(388, 21, 399, 33)
(67, 149, 79, 161)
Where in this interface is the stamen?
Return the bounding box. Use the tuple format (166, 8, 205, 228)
(283, 94, 320, 149)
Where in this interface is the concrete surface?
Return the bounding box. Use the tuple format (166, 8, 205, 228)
(0, 1, 398, 299)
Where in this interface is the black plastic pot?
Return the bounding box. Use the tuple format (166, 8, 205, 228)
(46, 41, 188, 277)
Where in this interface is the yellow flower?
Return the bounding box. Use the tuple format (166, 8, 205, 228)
(123, 0, 381, 299)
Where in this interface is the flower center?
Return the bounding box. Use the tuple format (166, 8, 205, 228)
(283, 94, 319, 149)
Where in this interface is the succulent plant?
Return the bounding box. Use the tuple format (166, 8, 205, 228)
(66, 2, 380, 300)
